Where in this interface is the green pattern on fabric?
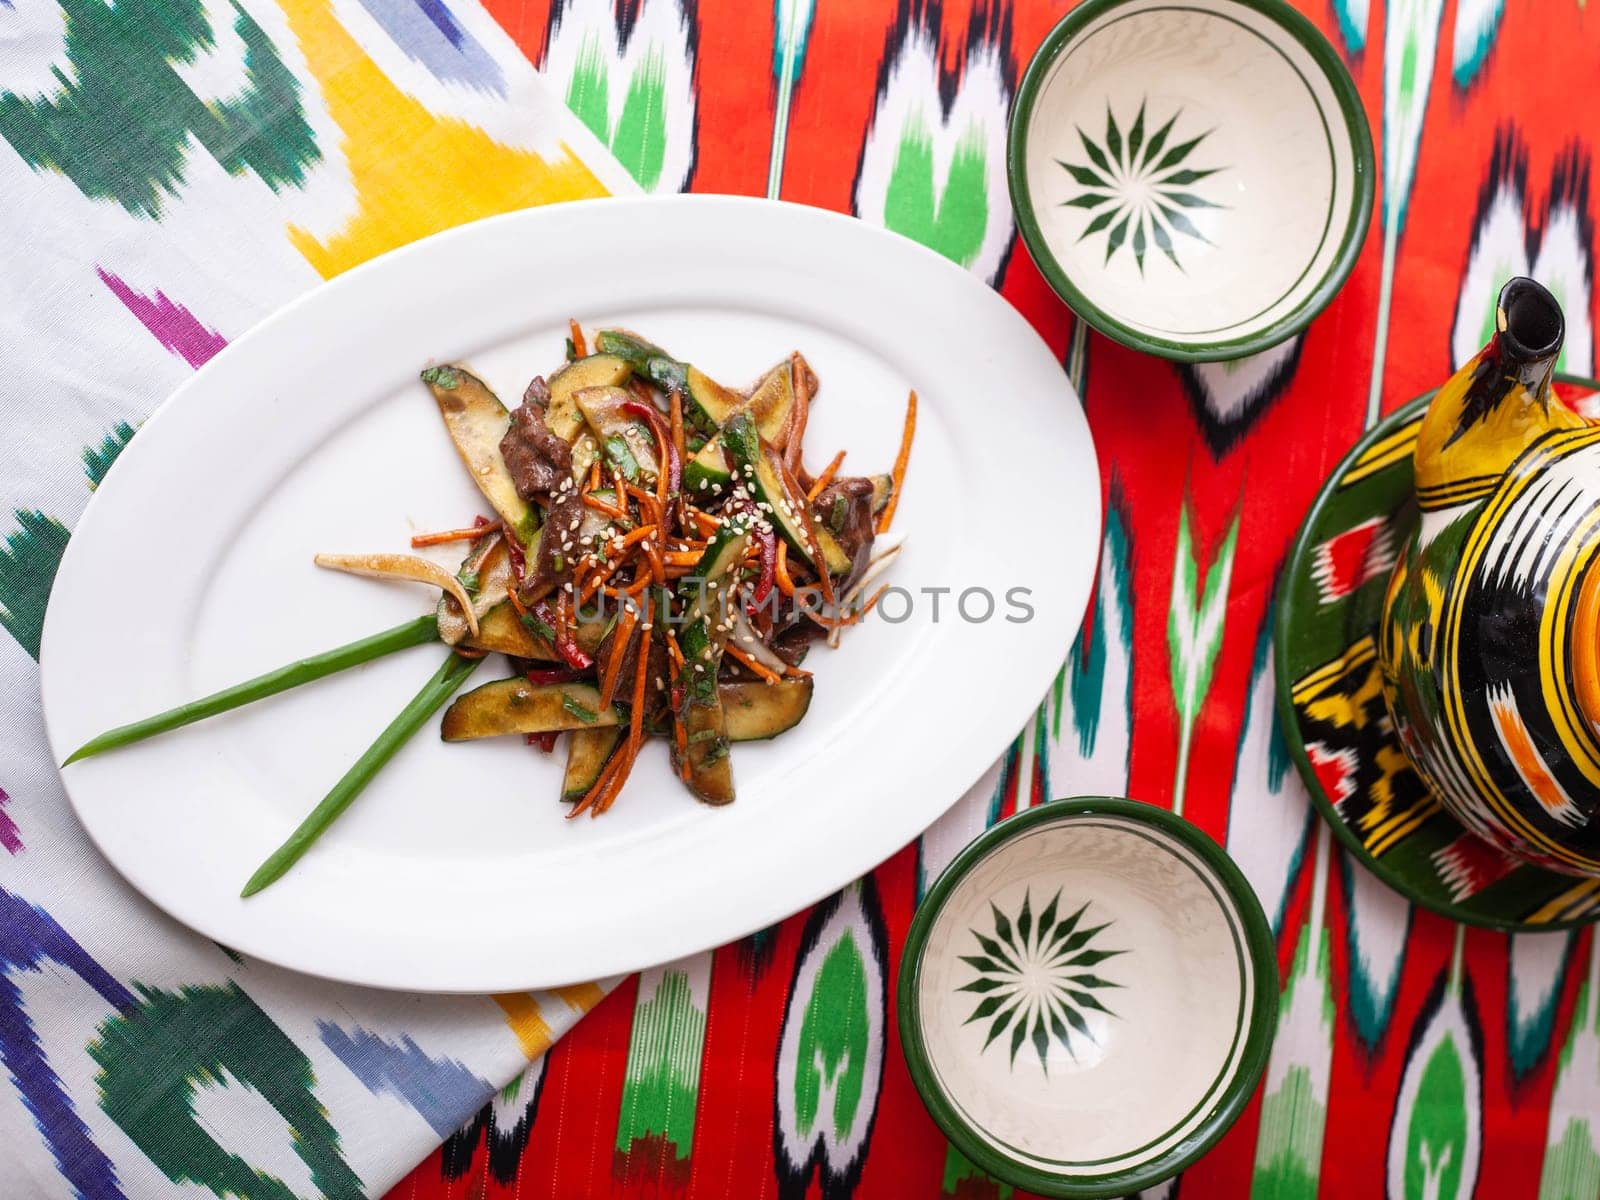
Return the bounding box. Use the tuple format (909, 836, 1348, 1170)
(1540, 1120, 1600, 1200)
(0, 510, 70, 659)
(611, 49, 667, 192)
(1167, 498, 1240, 813)
(565, 35, 611, 145)
(795, 934, 869, 1140)
(562, 35, 668, 192)
(1403, 1033, 1469, 1200)
(614, 969, 706, 1160)
(1252, 926, 1334, 1199)
(1539, 975, 1600, 1199)
(92, 983, 364, 1200)
(1251, 1067, 1324, 1199)
(0, 0, 319, 217)
(83, 422, 138, 488)
(883, 116, 988, 269)
(941, 1143, 1014, 1198)
(1062, 504, 1132, 750)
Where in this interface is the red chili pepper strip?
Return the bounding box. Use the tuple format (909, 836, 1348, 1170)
(526, 731, 559, 752)
(526, 667, 584, 686)
(622, 401, 681, 499)
(505, 534, 527, 585)
(534, 598, 593, 669)
(750, 522, 777, 607)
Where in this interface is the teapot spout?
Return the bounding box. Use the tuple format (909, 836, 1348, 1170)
(1498, 276, 1564, 397)
(1412, 276, 1582, 518)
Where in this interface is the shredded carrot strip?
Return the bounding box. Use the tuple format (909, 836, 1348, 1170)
(775, 541, 796, 597)
(725, 642, 783, 684)
(587, 460, 601, 493)
(877, 390, 916, 533)
(806, 452, 846, 501)
(410, 520, 499, 548)
(569, 741, 623, 818)
(687, 509, 722, 537)
(595, 632, 652, 816)
(666, 632, 685, 671)
(615, 524, 658, 551)
(579, 556, 628, 605)
(596, 608, 639, 710)
(504, 582, 529, 618)
(858, 583, 890, 619)
(663, 550, 703, 566)
(569, 318, 587, 359)
(582, 494, 629, 521)
(669, 390, 686, 464)
(780, 453, 836, 612)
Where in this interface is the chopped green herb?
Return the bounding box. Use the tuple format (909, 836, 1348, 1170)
(552, 553, 565, 573)
(420, 365, 461, 390)
(562, 694, 601, 724)
(688, 728, 720, 744)
(828, 495, 848, 534)
(457, 570, 480, 596)
(701, 739, 730, 764)
(520, 613, 557, 642)
(564, 337, 577, 362)
(605, 435, 642, 482)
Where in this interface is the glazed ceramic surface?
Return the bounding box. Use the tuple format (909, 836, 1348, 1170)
(1277, 379, 1600, 929)
(1378, 279, 1600, 877)
(900, 799, 1275, 1198)
(1010, 0, 1372, 360)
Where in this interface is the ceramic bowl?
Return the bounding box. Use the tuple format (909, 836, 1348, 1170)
(1008, 0, 1374, 362)
(899, 798, 1277, 1198)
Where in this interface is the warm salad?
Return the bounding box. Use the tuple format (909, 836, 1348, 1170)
(66, 321, 915, 893)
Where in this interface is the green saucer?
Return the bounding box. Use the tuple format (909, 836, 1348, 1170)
(1276, 376, 1600, 931)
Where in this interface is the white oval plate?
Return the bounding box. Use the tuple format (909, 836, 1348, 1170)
(41, 196, 1098, 992)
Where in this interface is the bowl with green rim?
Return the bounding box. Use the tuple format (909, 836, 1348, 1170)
(899, 797, 1277, 1198)
(1008, 0, 1374, 362)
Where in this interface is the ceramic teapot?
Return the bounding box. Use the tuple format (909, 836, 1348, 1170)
(1379, 276, 1600, 877)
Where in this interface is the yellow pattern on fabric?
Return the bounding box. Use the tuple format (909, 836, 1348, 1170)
(277, 0, 610, 278)
(493, 994, 556, 1058)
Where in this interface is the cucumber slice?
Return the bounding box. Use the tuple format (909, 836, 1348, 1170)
(441, 680, 620, 741)
(682, 367, 744, 434)
(681, 358, 803, 493)
(459, 605, 609, 660)
(683, 441, 732, 494)
(575, 386, 660, 482)
(673, 615, 733, 804)
(562, 726, 623, 800)
(867, 473, 893, 516)
(546, 354, 632, 441)
(692, 516, 752, 582)
(591, 330, 750, 437)
(421, 366, 539, 546)
(437, 533, 514, 646)
(721, 677, 813, 740)
(746, 358, 803, 443)
(720, 413, 851, 576)
(594, 330, 688, 397)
